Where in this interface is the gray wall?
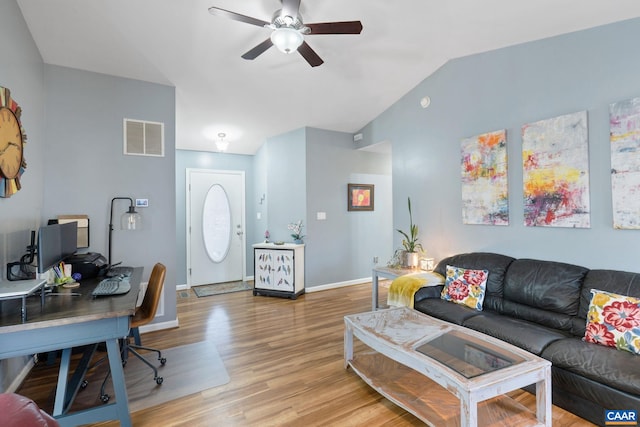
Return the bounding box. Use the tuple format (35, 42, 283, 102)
(175, 150, 255, 285)
(359, 17, 640, 272)
(253, 127, 392, 287)
(176, 128, 393, 288)
(263, 128, 307, 243)
(0, 0, 46, 392)
(42, 65, 177, 323)
(305, 128, 393, 285)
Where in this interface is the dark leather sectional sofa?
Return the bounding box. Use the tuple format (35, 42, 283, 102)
(413, 252, 640, 426)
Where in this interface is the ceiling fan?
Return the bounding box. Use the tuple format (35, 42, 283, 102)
(208, 0, 363, 67)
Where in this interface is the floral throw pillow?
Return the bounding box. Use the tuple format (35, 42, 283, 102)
(440, 265, 489, 311)
(584, 289, 640, 355)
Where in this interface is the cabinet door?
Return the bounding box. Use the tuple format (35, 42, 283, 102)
(255, 249, 275, 289)
(272, 251, 294, 292)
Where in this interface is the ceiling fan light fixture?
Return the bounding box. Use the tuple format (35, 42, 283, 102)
(216, 132, 229, 151)
(271, 27, 304, 54)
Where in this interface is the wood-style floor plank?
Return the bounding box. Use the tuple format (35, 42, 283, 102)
(17, 283, 595, 426)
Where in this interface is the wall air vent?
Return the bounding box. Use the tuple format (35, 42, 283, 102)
(124, 119, 164, 157)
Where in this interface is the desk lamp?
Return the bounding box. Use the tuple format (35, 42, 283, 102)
(108, 197, 142, 266)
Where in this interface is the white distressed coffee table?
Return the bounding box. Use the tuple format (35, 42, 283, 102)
(344, 307, 552, 427)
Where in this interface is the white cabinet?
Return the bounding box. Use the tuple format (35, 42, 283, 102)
(253, 243, 305, 299)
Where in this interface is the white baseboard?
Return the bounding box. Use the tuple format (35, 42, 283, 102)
(306, 277, 370, 293)
(138, 319, 180, 334)
(178, 277, 369, 293)
(177, 275, 254, 292)
(7, 357, 36, 393)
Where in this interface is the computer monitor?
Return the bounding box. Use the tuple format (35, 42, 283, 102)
(60, 221, 78, 259)
(36, 222, 78, 274)
(37, 223, 62, 274)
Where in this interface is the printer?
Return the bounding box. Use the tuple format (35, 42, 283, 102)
(66, 252, 108, 279)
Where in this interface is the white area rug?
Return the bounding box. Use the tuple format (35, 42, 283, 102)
(76, 341, 229, 412)
(126, 340, 230, 412)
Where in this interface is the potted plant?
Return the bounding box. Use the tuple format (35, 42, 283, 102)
(396, 197, 422, 268)
(288, 220, 305, 244)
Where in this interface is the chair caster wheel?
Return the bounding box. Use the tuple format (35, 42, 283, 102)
(156, 377, 164, 385)
(80, 380, 88, 389)
(160, 357, 167, 365)
(101, 394, 110, 403)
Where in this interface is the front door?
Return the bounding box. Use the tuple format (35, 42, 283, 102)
(187, 169, 245, 286)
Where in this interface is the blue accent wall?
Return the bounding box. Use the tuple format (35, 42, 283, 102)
(0, 0, 45, 392)
(359, 17, 640, 271)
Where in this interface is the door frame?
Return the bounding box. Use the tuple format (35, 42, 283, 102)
(185, 168, 247, 288)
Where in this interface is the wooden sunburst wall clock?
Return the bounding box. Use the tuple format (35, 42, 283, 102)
(0, 86, 27, 198)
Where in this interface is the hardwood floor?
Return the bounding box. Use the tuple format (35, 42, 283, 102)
(18, 282, 595, 426)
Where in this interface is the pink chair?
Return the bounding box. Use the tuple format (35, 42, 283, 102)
(0, 393, 59, 427)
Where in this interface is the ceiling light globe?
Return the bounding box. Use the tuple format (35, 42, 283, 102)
(271, 28, 304, 54)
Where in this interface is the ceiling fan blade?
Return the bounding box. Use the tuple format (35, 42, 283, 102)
(306, 21, 363, 35)
(281, 0, 301, 17)
(241, 39, 274, 60)
(208, 6, 270, 27)
(297, 41, 323, 67)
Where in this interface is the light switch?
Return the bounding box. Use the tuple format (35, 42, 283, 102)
(317, 212, 327, 220)
(257, 212, 262, 220)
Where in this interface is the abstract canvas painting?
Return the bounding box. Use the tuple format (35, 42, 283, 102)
(461, 130, 508, 225)
(522, 111, 590, 228)
(610, 97, 640, 229)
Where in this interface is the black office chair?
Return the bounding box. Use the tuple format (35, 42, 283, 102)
(99, 263, 167, 402)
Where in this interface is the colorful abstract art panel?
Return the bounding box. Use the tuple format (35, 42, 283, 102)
(610, 97, 640, 229)
(461, 130, 508, 225)
(522, 111, 590, 228)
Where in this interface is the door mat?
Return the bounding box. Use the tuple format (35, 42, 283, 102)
(192, 281, 253, 298)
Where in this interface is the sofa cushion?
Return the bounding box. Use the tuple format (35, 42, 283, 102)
(499, 259, 587, 332)
(434, 253, 515, 312)
(414, 298, 482, 325)
(503, 259, 587, 315)
(440, 265, 488, 311)
(584, 289, 640, 355)
(542, 337, 640, 396)
(462, 311, 570, 355)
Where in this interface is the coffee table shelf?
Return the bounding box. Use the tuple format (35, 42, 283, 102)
(344, 308, 551, 427)
(350, 351, 544, 427)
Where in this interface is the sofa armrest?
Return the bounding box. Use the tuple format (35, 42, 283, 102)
(414, 284, 444, 303)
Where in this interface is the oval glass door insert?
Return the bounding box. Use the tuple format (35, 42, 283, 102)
(202, 184, 231, 263)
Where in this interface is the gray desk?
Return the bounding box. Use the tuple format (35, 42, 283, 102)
(0, 268, 143, 427)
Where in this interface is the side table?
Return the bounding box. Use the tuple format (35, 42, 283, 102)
(371, 266, 420, 310)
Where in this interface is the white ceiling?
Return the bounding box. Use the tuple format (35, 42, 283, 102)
(16, 0, 640, 155)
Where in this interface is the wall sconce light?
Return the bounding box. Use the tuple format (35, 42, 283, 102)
(108, 197, 142, 266)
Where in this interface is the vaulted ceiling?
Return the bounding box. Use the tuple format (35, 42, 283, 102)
(17, 0, 640, 154)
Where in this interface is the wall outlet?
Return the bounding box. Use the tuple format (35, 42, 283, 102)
(373, 256, 379, 264)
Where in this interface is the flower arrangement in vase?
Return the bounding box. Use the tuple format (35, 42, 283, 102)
(288, 220, 305, 244)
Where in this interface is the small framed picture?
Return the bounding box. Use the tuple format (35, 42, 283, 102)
(348, 184, 374, 211)
(135, 198, 149, 208)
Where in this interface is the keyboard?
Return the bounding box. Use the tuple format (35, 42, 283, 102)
(92, 277, 131, 297)
(106, 266, 133, 278)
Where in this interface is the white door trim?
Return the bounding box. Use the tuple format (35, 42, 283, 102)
(185, 168, 246, 288)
